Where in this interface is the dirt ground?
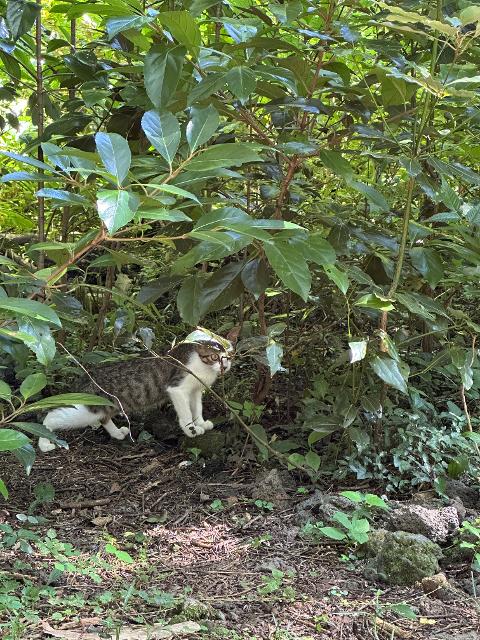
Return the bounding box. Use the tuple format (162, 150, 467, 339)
(1, 427, 480, 639)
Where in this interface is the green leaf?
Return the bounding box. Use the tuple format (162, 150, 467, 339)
(141, 110, 180, 169)
(143, 183, 201, 204)
(302, 233, 336, 265)
(106, 14, 154, 39)
(318, 150, 354, 179)
(6, 0, 39, 40)
(177, 275, 204, 325)
(340, 490, 363, 503)
(136, 208, 191, 222)
(187, 72, 227, 106)
(159, 11, 201, 57)
(409, 247, 444, 288)
(305, 450, 321, 472)
(0, 479, 8, 499)
(20, 373, 47, 400)
(0, 429, 30, 452)
(200, 262, 244, 315)
(36, 188, 90, 207)
(186, 105, 219, 153)
(264, 241, 311, 300)
(144, 45, 185, 110)
(348, 180, 390, 212)
(94, 132, 131, 185)
(249, 423, 269, 459)
(0, 298, 61, 327)
(0, 150, 57, 173)
(318, 527, 347, 541)
(186, 143, 263, 172)
(97, 189, 138, 234)
(388, 603, 417, 620)
(364, 494, 389, 510)
(332, 511, 352, 529)
(323, 264, 349, 294)
(370, 356, 408, 394)
(241, 258, 270, 299)
(0, 381, 12, 402)
(11, 422, 68, 448)
(105, 543, 134, 564)
(27, 393, 113, 411)
(355, 293, 394, 311)
(225, 66, 256, 104)
(349, 341, 367, 363)
(266, 341, 283, 376)
(12, 444, 35, 475)
(18, 319, 56, 365)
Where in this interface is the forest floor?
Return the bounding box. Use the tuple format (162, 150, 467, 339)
(0, 427, 479, 640)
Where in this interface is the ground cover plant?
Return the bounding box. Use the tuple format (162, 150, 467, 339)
(2, 0, 480, 636)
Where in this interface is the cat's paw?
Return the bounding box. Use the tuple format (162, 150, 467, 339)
(182, 423, 205, 438)
(38, 438, 56, 453)
(198, 420, 214, 431)
(112, 426, 130, 440)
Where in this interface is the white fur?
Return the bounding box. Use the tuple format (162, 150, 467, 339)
(38, 404, 129, 452)
(167, 351, 228, 438)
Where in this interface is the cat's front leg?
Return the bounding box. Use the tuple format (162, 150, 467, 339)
(190, 389, 214, 432)
(167, 387, 205, 437)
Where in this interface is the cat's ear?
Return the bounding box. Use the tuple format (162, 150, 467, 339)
(226, 325, 241, 345)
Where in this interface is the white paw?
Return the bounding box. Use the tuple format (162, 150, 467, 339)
(112, 426, 130, 441)
(182, 423, 205, 438)
(198, 420, 214, 431)
(39, 438, 56, 453)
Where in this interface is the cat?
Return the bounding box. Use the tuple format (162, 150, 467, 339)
(38, 329, 235, 452)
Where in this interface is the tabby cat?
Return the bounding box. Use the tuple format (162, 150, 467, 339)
(38, 330, 234, 452)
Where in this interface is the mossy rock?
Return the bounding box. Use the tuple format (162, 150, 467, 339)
(363, 529, 443, 586)
(170, 597, 218, 622)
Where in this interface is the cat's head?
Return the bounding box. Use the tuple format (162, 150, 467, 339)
(186, 327, 238, 375)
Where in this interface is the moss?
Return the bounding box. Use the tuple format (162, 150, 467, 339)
(363, 530, 443, 586)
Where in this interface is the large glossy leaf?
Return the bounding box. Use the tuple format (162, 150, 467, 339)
(323, 264, 349, 294)
(241, 258, 270, 299)
(141, 110, 181, 169)
(12, 444, 35, 475)
(348, 180, 390, 212)
(27, 393, 113, 411)
(186, 105, 219, 153)
(20, 372, 47, 400)
(106, 14, 155, 39)
(12, 422, 68, 448)
(6, 0, 39, 40)
(200, 262, 244, 314)
(318, 150, 354, 179)
(370, 356, 408, 394)
(36, 188, 90, 207)
(0, 298, 61, 327)
(17, 320, 58, 363)
(144, 45, 185, 109)
(0, 150, 57, 173)
(186, 143, 263, 172)
(97, 189, 138, 234)
(409, 247, 444, 288)
(0, 429, 30, 452)
(264, 241, 311, 301)
(225, 66, 256, 104)
(0, 381, 12, 401)
(159, 11, 201, 56)
(177, 275, 204, 325)
(299, 233, 336, 265)
(94, 132, 131, 185)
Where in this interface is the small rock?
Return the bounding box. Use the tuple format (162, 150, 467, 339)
(435, 632, 480, 640)
(363, 529, 443, 586)
(421, 572, 448, 595)
(445, 479, 480, 510)
(171, 597, 217, 622)
(252, 469, 289, 505)
(295, 490, 355, 525)
(386, 504, 459, 542)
